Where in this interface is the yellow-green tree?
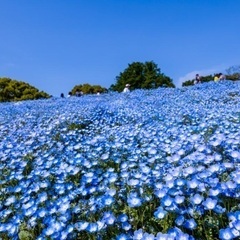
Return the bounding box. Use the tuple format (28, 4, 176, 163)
(0, 77, 50, 102)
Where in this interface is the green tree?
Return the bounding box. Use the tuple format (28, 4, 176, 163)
(201, 74, 214, 82)
(0, 77, 50, 102)
(71, 83, 107, 95)
(110, 61, 175, 92)
(182, 80, 194, 87)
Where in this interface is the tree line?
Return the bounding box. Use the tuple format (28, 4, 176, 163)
(0, 61, 174, 102)
(1, 62, 239, 102)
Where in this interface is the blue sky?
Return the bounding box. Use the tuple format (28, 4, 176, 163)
(1, 0, 240, 96)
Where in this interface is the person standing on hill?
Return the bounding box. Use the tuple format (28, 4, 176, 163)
(214, 74, 220, 82)
(219, 73, 225, 81)
(194, 74, 201, 84)
(123, 84, 130, 92)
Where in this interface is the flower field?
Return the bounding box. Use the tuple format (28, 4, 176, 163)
(0, 81, 240, 240)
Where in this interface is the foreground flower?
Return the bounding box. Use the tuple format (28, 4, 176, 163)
(219, 228, 235, 240)
(0, 81, 240, 239)
(127, 193, 142, 207)
(202, 197, 218, 210)
(154, 206, 167, 219)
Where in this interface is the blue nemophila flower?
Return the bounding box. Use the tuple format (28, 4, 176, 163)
(75, 221, 89, 231)
(101, 152, 109, 160)
(13, 185, 22, 193)
(175, 215, 185, 226)
(209, 187, 221, 197)
(48, 205, 57, 214)
(228, 211, 240, 224)
(196, 144, 206, 152)
(161, 195, 173, 207)
(208, 164, 220, 173)
(121, 162, 128, 170)
(122, 221, 132, 231)
(106, 188, 116, 196)
(118, 213, 128, 223)
(223, 162, 234, 169)
(116, 233, 130, 240)
(102, 211, 116, 225)
(108, 172, 118, 183)
(219, 228, 235, 240)
(24, 205, 37, 217)
(22, 199, 35, 210)
(174, 178, 186, 187)
(102, 194, 115, 206)
(154, 206, 167, 219)
(214, 205, 226, 214)
(37, 208, 47, 218)
(170, 153, 181, 163)
(190, 193, 203, 205)
(43, 226, 55, 236)
(7, 224, 18, 237)
(59, 230, 69, 240)
(231, 228, 240, 239)
(187, 178, 200, 189)
(12, 215, 22, 225)
(230, 150, 240, 159)
(232, 220, 240, 231)
(127, 193, 142, 207)
(168, 227, 194, 240)
(87, 186, 97, 194)
(0, 223, 13, 232)
(140, 165, 151, 174)
(175, 195, 185, 204)
(142, 232, 155, 240)
(58, 201, 70, 214)
(96, 220, 106, 231)
(183, 218, 197, 230)
(127, 178, 140, 186)
(59, 211, 71, 223)
(147, 147, 157, 155)
(164, 173, 173, 182)
(232, 172, 240, 184)
(86, 222, 98, 233)
(154, 188, 168, 198)
(156, 232, 174, 239)
(202, 197, 218, 210)
(133, 229, 144, 240)
(4, 196, 16, 206)
(28, 215, 38, 228)
(225, 180, 237, 190)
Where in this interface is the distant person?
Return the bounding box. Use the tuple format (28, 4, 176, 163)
(75, 90, 83, 97)
(67, 92, 72, 98)
(123, 84, 130, 93)
(219, 73, 225, 81)
(214, 74, 220, 82)
(194, 74, 201, 84)
(60, 93, 65, 98)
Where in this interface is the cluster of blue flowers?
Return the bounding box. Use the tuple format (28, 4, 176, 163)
(0, 81, 240, 239)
